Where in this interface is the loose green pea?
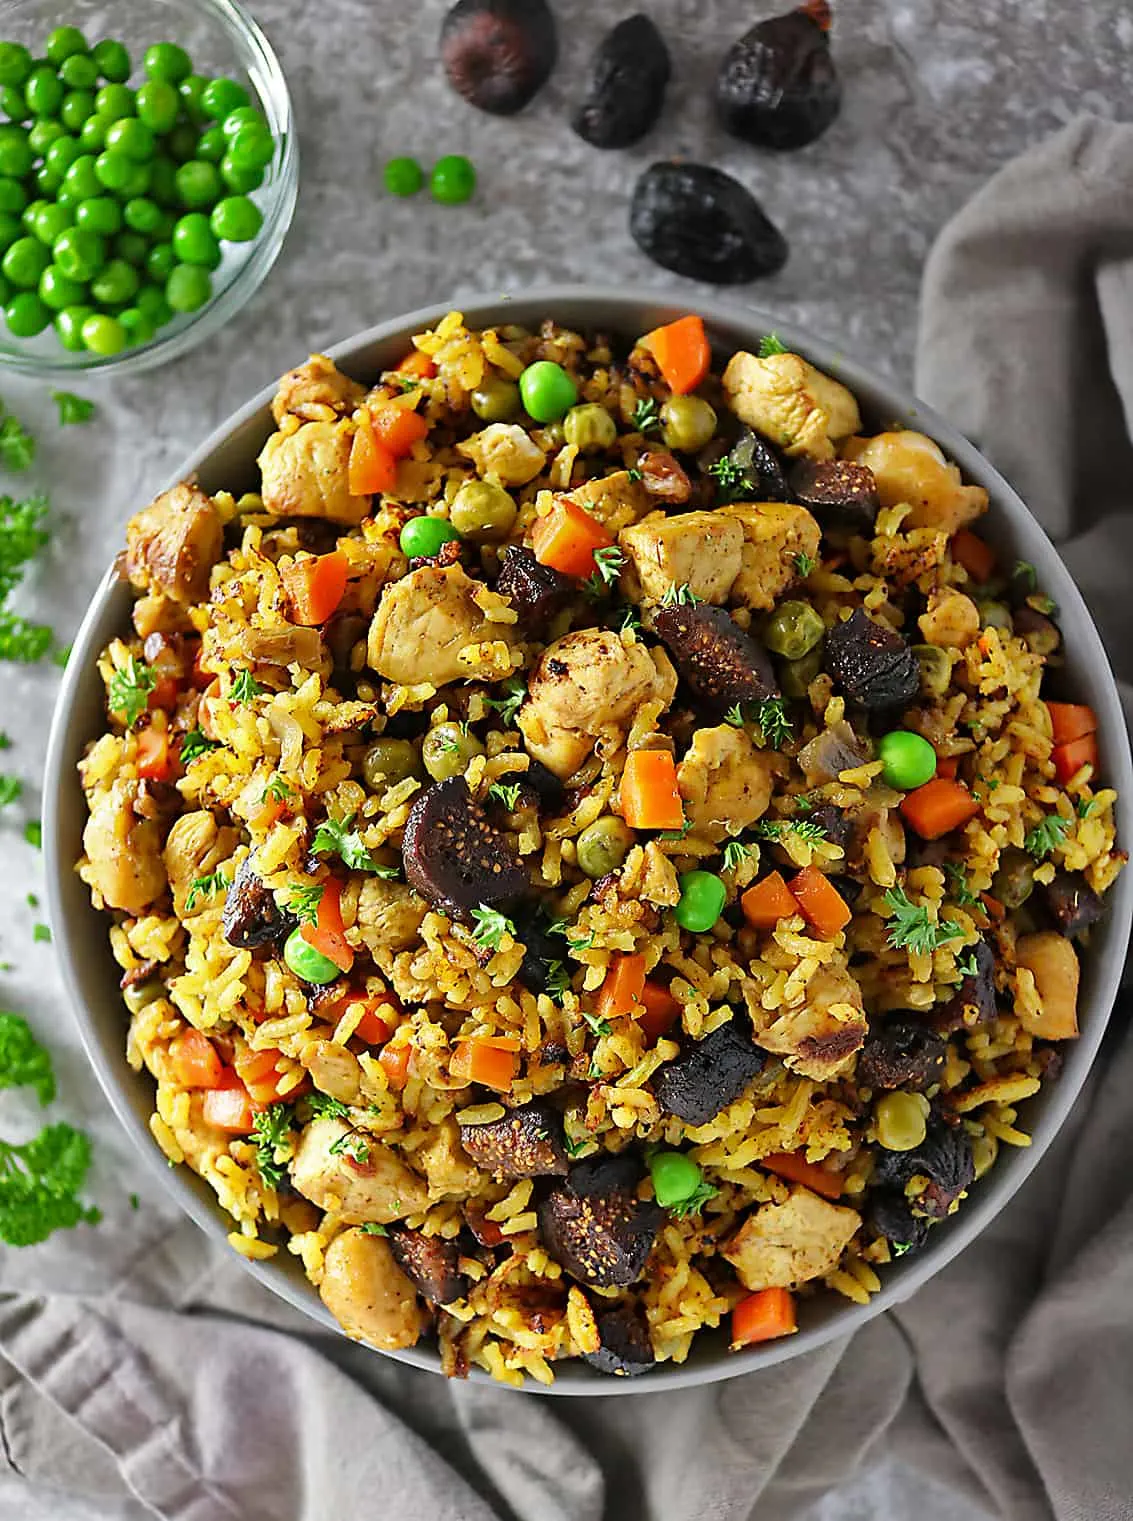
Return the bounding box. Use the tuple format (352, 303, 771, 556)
(145, 240, 175, 282)
(45, 133, 82, 179)
(175, 159, 221, 209)
(52, 226, 105, 281)
(165, 122, 197, 163)
(76, 195, 122, 235)
(429, 153, 475, 205)
(0, 212, 21, 252)
(0, 126, 31, 179)
(143, 43, 192, 83)
(24, 67, 64, 119)
(20, 198, 45, 232)
(149, 154, 179, 207)
(383, 155, 423, 197)
(121, 196, 159, 235)
(674, 870, 727, 933)
(135, 282, 171, 323)
(91, 256, 138, 304)
(0, 44, 33, 89)
(362, 738, 422, 790)
(92, 40, 131, 83)
(778, 643, 824, 700)
(135, 78, 179, 134)
(649, 1150, 706, 1209)
(563, 402, 617, 453)
(31, 201, 74, 246)
(105, 117, 154, 161)
(2, 235, 49, 288)
(201, 77, 249, 120)
(209, 193, 261, 242)
(0, 86, 29, 122)
(54, 302, 93, 349)
(283, 926, 339, 985)
(0, 272, 11, 305)
(992, 847, 1035, 910)
(5, 290, 48, 336)
(119, 306, 155, 345)
(399, 514, 461, 559)
(763, 600, 825, 661)
(165, 261, 211, 312)
(171, 211, 219, 268)
(60, 88, 94, 130)
(449, 479, 516, 540)
(470, 376, 520, 423)
(78, 112, 108, 151)
(95, 151, 150, 197)
(62, 154, 101, 201)
(38, 263, 85, 310)
(178, 74, 208, 123)
(81, 310, 126, 354)
(60, 53, 98, 91)
(877, 730, 937, 792)
(0, 177, 26, 214)
(121, 978, 164, 1015)
(661, 395, 717, 453)
(27, 118, 64, 154)
(519, 360, 578, 423)
(46, 27, 87, 66)
(227, 123, 273, 172)
(194, 125, 225, 163)
(113, 231, 148, 267)
(575, 816, 635, 879)
(94, 82, 134, 120)
(218, 153, 263, 193)
(33, 164, 62, 198)
(422, 722, 485, 783)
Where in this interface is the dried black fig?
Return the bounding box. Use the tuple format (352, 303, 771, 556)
(824, 608, 919, 711)
(630, 161, 789, 285)
(715, 0, 841, 151)
(402, 777, 529, 921)
(653, 602, 779, 712)
(572, 14, 671, 150)
(715, 427, 788, 502)
(440, 0, 557, 116)
(789, 458, 879, 533)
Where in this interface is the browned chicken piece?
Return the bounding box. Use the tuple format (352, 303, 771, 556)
(748, 959, 868, 1080)
(569, 469, 651, 533)
(676, 724, 774, 842)
(722, 351, 861, 460)
(917, 588, 981, 650)
(618, 510, 744, 606)
(1015, 932, 1080, 1040)
(271, 354, 366, 424)
(410, 1117, 483, 1197)
(258, 420, 369, 524)
(300, 1041, 363, 1105)
(319, 1227, 425, 1351)
(163, 810, 239, 916)
(366, 563, 517, 686)
(81, 779, 167, 914)
(231, 624, 325, 669)
(125, 482, 223, 605)
(355, 877, 428, 957)
(721, 501, 822, 612)
(517, 629, 677, 780)
(723, 1186, 861, 1290)
(289, 1117, 431, 1223)
(456, 423, 546, 486)
(842, 431, 988, 533)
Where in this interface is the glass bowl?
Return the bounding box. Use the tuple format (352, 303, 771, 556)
(0, 0, 297, 377)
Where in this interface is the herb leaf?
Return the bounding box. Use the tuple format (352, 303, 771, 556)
(52, 392, 95, 426)
(724, 703, 745, 728)
(251, 1102, 295, 1189)
(794, 552, 816, 577)
(0, 415, 35, 472)
(1076, 797, 1099, 819)
(179, 728, 221, 765)
(883, 886, 965, 956)
(486, 676, 526, 726)
(581, 1009, 611, 1037)
(328, 1128, 370, 1164)
(944, 861, 978, 908)
(631, 397, 661, 435)
(230, 669, 263, 705)
(469, 905, 516, 952)
(0, 774, 21, 808)
(545, 960, 571, 1001)
(722, 840, 756, 872)
(669, 1178, 718, 1218)
(184, 868, 230, 914)
(0, 1011, 56, 1105)
(488, 781, 522, 811)
(660, 582, 702, 608)
(0, 1123, 100, 1247)
(307, 1093, 350, 1121)
(287, 884, 323, 925)
(312, 813, 379, 873)
(108, 656, 155, 727)
(756, 699, 792, 750)
(262, 774, 294, 805)
(1024, 813, 1071, 860)
(758, 333, 788, 359)
(360, 1221, 389, 1235)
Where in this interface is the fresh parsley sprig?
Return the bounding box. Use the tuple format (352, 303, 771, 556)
(230, 669, 263, 705)
(251, 1102, 295, 1189)
(180, 729, 221, 765)
(486, 677, 526, 726)
(184, 868, 230, 914)
(487, 781, 522, 811)
(1024, 813, 1071, 859)
(755, 699, 792, 750)
(0, 1124, 100, 1246)
(758, 333, 788, 358)
(631, 397, 661, 435)
(312, 813, 380, 873)
(0, 1012, 56, 1105)
(469, 905, 516, 952)
(882, 886, 964, 956)
(660, 582, 702, 608)
(722, 840, 756, 872)
(0, 414, 34, 472)
(287, 884, 324, 925)
(52, 392, 95, 426)
(108, 655, 155, 727)
(669, 1179, 719, 1218)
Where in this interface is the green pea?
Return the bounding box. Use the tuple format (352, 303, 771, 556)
(92, 40, 131, 84)
(122, 977, 164, 1014)
(0, 44, 32, 89)
(207, 193, 259, 243)
(399, 514, 460, 559)
(0, 271, 11, 305)
(192, 125, 223, 164)
(875, 1090, 928, 1152)
(778, 643, 824, 700)
(27, 119, 64, 154)
(2, 235, 48, 288)
(421, 721, 485, 783)
(119, 306, 155, 345)
(59, 53, 98, 91)
(78, 112, 108, 151)
(362, 738, 422, 791)
(91, 256, 138, 304)
(76, 195, 121, 235)
(33, 164, 62, 198)
(563, 403, 617, 453)
(45, 133, 82, 178)
(912, 643, 951, 699)
(143, 43, 192, 83)
(164, 121, 196, 163)
(95, 151, 149, 197)
(649, 1150, 706, 1209)
(135, 78, 179, 134)
(429, 153, 475, 205)
(32, 201, 74, 245)
(5, 290, 48, 336)
(201, 77, 249, 120)
(20, 198, 45, 232)
(978, 600, 1013, 632)
(120, 196, 158, 235)
(38, 263, 85, 310)
(60, 87, 95, 130)
(54, 302, 93, 349)
(449, 479, 517, 540)
(111, 231, 144, 267)
(227, 123, 273, 173)
(0, 125, 31, 179)
(145, 240, 175, 282)
(991, 847, 1035, 910)
(1, 86, 29, 122)
(383, 155, 423, 197)
(218, 153, 263, 193)
(674, 870, 727, 933)
(46, 28, 87, 66)
(0, 212, 21, 252)
(80, 310, 126, 354)
(175, 159, 221, 209)
(178, 74, 209, 123)
(105, 117, 154, 161)
(62, 154, 101, 201)
(518, 360, 578, 424)
(0, 177, 26, 214)
(149, 153, 179, 206)
(470, 376, 521, 423)
(877, 730, 937, 792)
(165, 261, 211, 312)
(661, 395, 717, 453)
(94, 82, 134, 120)
(283, 925, 340, 985)
(171, 211, 219, 268)
(52, 226, 105, 281)
(135, 282, 171, 325)
(575, 816, 636, 879)
(24, 67, 64, 118)
(763, 600, 825, 661)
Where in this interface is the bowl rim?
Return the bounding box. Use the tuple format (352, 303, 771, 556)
(44, 285, 1133, 1395)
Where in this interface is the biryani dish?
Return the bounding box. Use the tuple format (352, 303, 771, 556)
(77, 309, 1124, 1385)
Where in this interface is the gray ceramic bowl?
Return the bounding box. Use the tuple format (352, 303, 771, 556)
(44, 289, 1133, 1395)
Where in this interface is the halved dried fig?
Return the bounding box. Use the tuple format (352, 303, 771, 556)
(653, 602, 779, 713)
(440, 0, 557, 116)
(402, 777, 528, 921)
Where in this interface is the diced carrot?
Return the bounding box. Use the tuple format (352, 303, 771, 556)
(379, 1042, 412, 1090)
(300, 876, 354, 974)
(531, 496, 613, 579)
(234, 1045, 292, 1105)
(935, 756, 959, 779)
(147, 674, 180, 712)
(899, 777, 980, 840)
(397, 348, 436, 379)
(760, 1151, 843, 1200)
(1052, 733, 1098, 785)
(348, 412, 398, 495)
(730, 1287, 797, 1350)
(636, 980, 681, 1043)
(281, 550, 348, 626)
(450, 1038, 517, 1092)
(169, 1028, 224, 1089)
(642, 314, 711, 395)
(1046, 702, 1097, 746)
(202, 1070, 256, 1133)
(370, 401, 429, 459)
(741, 871, 800, 930)
(597, 953, 647, 1022)
(950, 529, 997, 583)
(789, 867, 852, 940)
(620, 749, 684, 831)
(136, 725, 176, 782)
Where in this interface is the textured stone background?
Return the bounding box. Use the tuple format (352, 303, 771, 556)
(0, 1, 1129, 1516)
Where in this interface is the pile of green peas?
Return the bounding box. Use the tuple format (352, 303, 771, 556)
(0, 26, 276, 355)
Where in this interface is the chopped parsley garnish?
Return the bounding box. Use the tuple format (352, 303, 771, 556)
(756, 699, 792, 750)
(1012, 560, 1037, 592)
(794, 552, 816, 577)
(562, 1134, 591, 1157)
(891, 1240, 915, 1259)
(287, 884, 324, 925)
(32, 924, 49, 944)
(567, 929, 596, 952)
(129, 1193, 139, 1210)
(107, 656, 155, 726)
(0, 414, 35, 472)
(660, 582, 702, 608)
(794, 794, 815, 814)
(620, 606, 642, 634)
(0, 1012, 56, 1105)
(230, 668, 263, 705)
(0, 492, 51, 663)
(328, 1128, 370, 1165)
(251, 1102, 295, 1189)
(312, 813, 379, 872)
(262, 774, 294, 804)
(486, 676, 526, 726)
(1024, 813, 1071, 859)
(722, 840, 756, 871)
(184, 869, 230, 914)
(52, 392, 95, 426)
(0, 775, 21, 808)
(669, 1179, 719, 1218)
(756, 818, 825, 844)
(758, 333, 788, 358)
(0, 1123, 100, 1246)
(360, 1221, 389, 1235)
(626, 466, 644, 483)
(488, 781, 522, 811)
(944, 862, 978, 908)
(882, 886, 964, 956)
(389, 375, 419, 393)
(0, 732, 8, 748)
(659, 815, 693, 843)
(179, 729, 221, 765)
(469, 905, 516, 952)
(631, 397, 661, 435)
(955, 951, 979, 979)
(708, 455, 747, 495)
(724, 704, 745, 728)
(23, 819, 41, 848)
(580, 1010, 611, 1037)
(591, 545, 625, 586)
(1076, 797, 1099, 819)
(307, 1094, 350, 1120)
(545, 960, 571, 1001)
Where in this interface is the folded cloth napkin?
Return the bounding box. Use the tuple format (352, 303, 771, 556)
(3, 116, 1132, 1521)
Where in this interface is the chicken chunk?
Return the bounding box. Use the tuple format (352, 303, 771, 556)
(618, 511, 744, 606)
(125, 482, 223, 604)
(1015, 932, 1080, 1040)
(842, 431, 987, 534)
(411, 1118, 482, 1197)
(748, 959, 868, 1080)
(319, 1227, 425, 1351)
(366, 563, 516, 686)
(231, 624, 325, 669)
(301, 1041, 363, 1105)
(570, 469, 651, 533)
(917, 588, 981, 650)
(457, 423, 546, 487)
(81, 779, 167, 914)
(258, 421, 369, 524)
(517, 629, 677, 780)
(722, 351, 861, 461)
(721, 502, 821, 612)
(676, 725, 774, 842)
(355, 877, 428, 956)
(723, 1187, 861, 1291)
(271, 354, 366, 424)
(289, 1117, 430, 1223)
(163, 810, 238, 917)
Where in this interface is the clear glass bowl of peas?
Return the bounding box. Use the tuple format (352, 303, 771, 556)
(0, 0, 297, 375)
